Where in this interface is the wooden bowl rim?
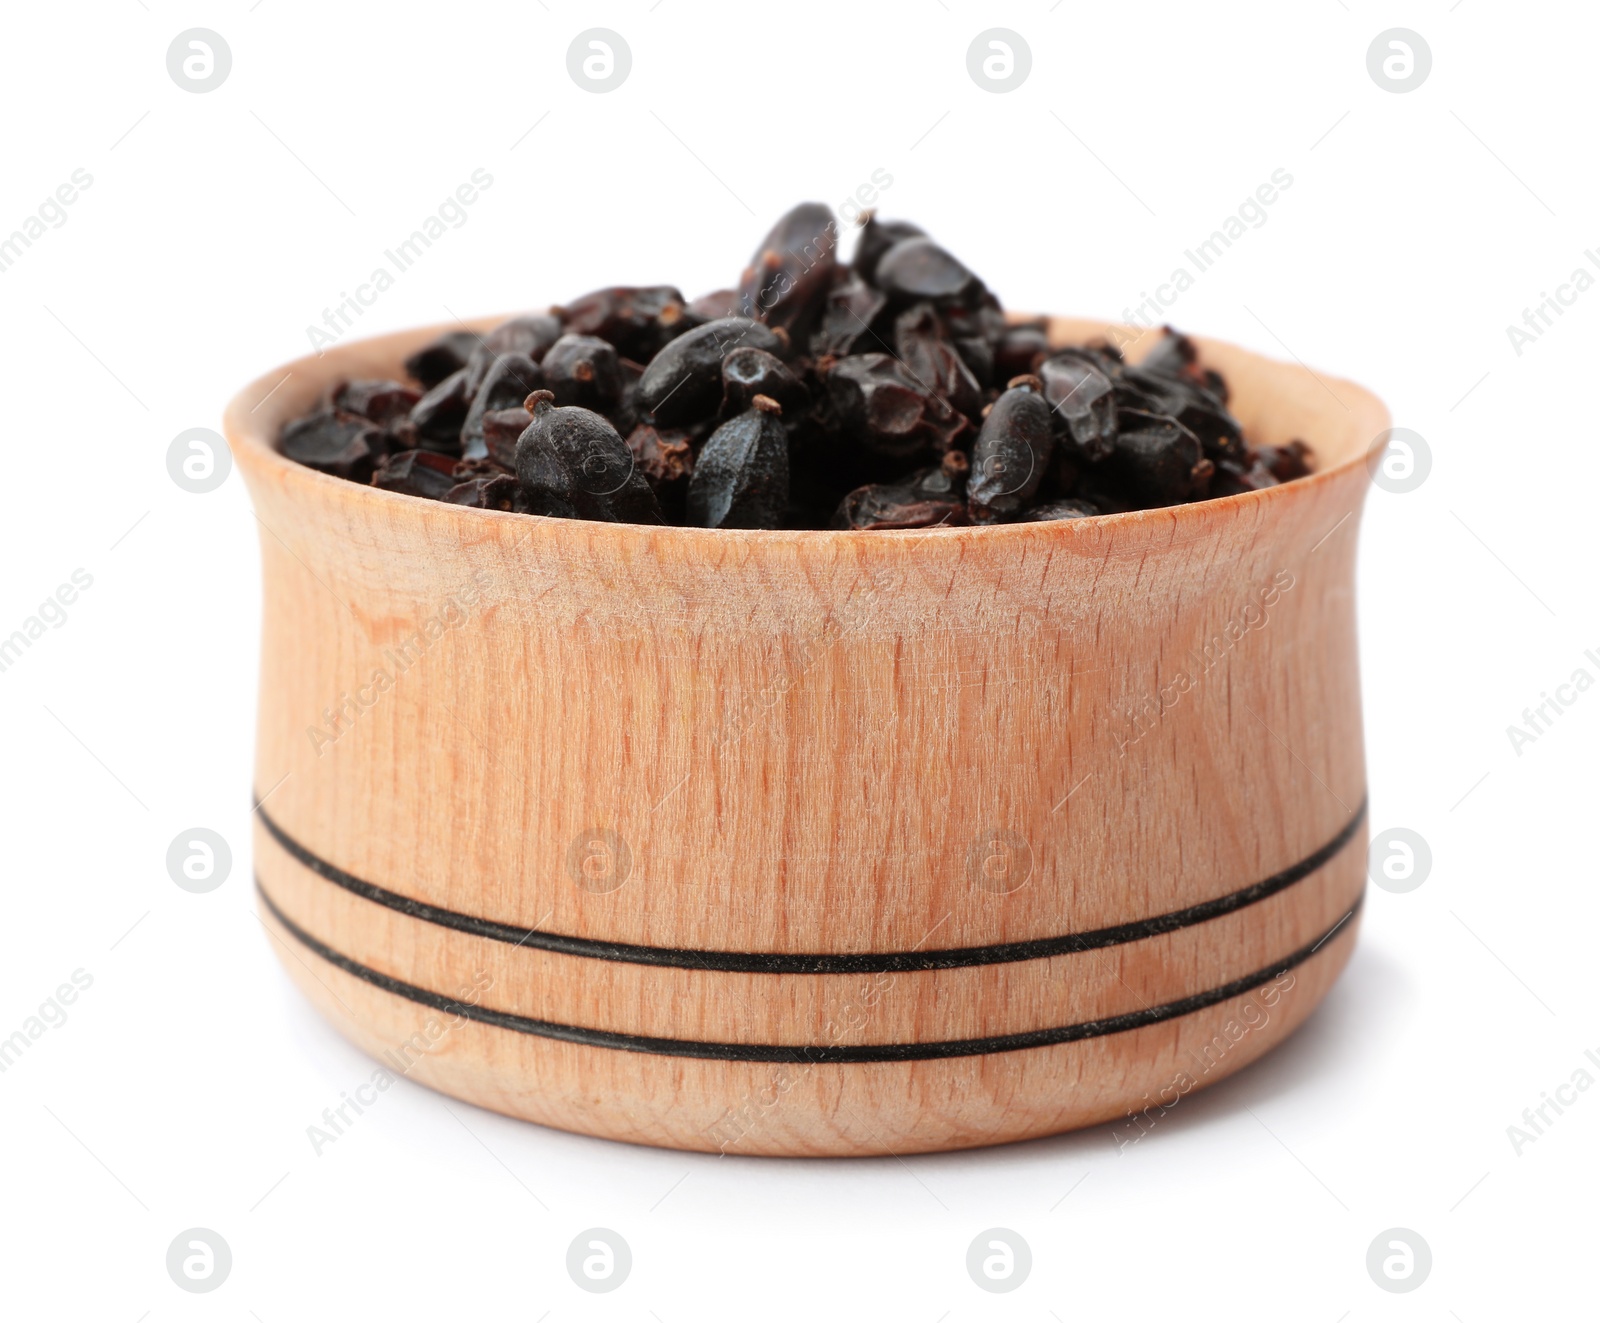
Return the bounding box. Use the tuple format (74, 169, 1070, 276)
(223, 314, 1390, 547)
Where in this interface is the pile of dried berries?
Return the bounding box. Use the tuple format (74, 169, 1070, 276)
(278, 204, 1313, 529)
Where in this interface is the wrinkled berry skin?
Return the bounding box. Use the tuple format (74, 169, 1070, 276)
(874, 236, 983, 307)
(403, 331, 479, 389)
(409, 367, 472, 453)
(687, 398, 789, 529)
(482, 408, 533, 471)
(515, 392, 664, 525)
(465, 314, 562, 394)
(559, 286, 692, 362)
(852, 216, 926, 283)
(1038, 350, 1118, 461)
(1020, 498, 1100, 522)
(720, 347, 808, 418)
(541, 334, 623, 414)
(638, 317, 787, 426)
(810, 274, 890, 357)
(281, 410, 382, 481)
(1101, 409, 1205, 507)
(462, 353, 544, 459)
(334, 379, 420, 425)
(373, 449, 459, 501)
(894, 303, 983, 420)
(834, 466, 969, 530)
(825, 353, 967, 458)
(737, 202, 838, 337)
(967, 377, 1055, 522)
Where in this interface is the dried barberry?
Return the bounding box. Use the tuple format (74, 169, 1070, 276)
(461, 353, 544, 459)
(515, 391, 664, 525)
(637, 316, 787, 426)
(825, 353, 967, 458)
(833, 466, 968, 530)
(852, 215, 926, 283)
(334, 379, 420, 425)
(720, 347, 808, 418)
(282, 410, 383, 482)
(894, 302, 983, 420)
(810, 274, 890, 357)
(373, 449, 459, 501)
(967, 375, 1054, 522)
(541, 334, 623, 414)
(1038, 350, 1118, 461)
(403, 331, 479, 389)
(687, 395, 789, 529)
(737, 203, 839, 337)
(558, 286, 693, 362)
(409, 367, 472, 454)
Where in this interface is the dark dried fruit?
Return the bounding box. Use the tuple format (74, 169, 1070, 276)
(281, 206, 1314, 528)
(334, 379, 421, 425)
(445, 473, 524, 510)
(833, 466, 968, 530)
(409, 367, 472, 453)
(894, 303, 983, 420)
(637, 317, 787, 426)
(515, 391, 664, 525)
(720, 347, 807, 418)
(461, 353, 544, 459)
(810, 274, 890, 357)
(403, 331, 479, 389)
(541, 334, 623, 413)
(852, 215, 926, 283)
(1038, 350, 1118, 461)
(967, 376, 1055, 522)
(1098, 409, 1206, 507)
(373, 449, 460, 501)
(874, 236, 983, 307)
(687, 396, 789, 529)
(826, 353, 967, 458)
(1021, 498, 1100, 522)
(737, 202, 839, 337)
(281, 410, 383, 482)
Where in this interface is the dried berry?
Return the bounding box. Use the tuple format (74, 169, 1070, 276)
(1038, 350, 1118, 461)
(894, 302, 983, 420)
(541, 334, 623, 413)
(373, 449, 460, 501)
(558, 286, 693, 362)
(833, 466, 968, 530)
(515, 391, 664, 525)
(994, 322, 1051, 380)
(409, 367, 472, 454)
(461, 353, 544, 459)
(1020, 498, 1100, 522)
(637, 317, 787, 426)
(967, 376, 1055, 522)
(1096, 409, 1207, 508)
(482, 408, 532, 471)
(737, 203, 839, 337)
(687, 396, 789, 529)
(403, 331, 479, 389)
(852, 215, 926, 283)
(282, 410, 383, 482)
(445, 473, 524, 510)
(334, 379, 421, 425)
(720, 347, 808, 418)
(874, 236, 983, 307)
(465, 314, 562, 395)
(810, 274, 890, 357)
(826, 353, 967, 458)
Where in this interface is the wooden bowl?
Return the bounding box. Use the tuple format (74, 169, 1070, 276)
(224, 316, 1385, 1156)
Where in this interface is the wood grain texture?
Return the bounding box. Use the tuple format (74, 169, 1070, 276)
(224, 315, 1388, 1155)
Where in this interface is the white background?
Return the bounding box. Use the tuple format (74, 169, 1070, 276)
(1, 1, 1595, 1318)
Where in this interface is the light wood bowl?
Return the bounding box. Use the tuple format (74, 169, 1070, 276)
(224, 316, 1386, 1156)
